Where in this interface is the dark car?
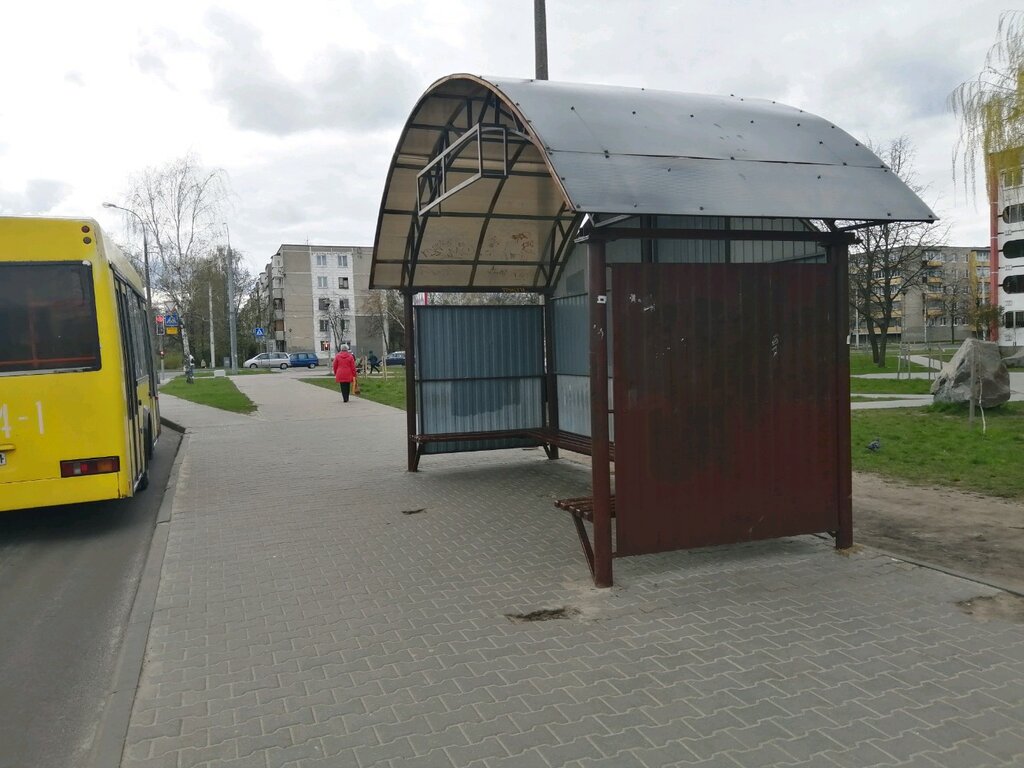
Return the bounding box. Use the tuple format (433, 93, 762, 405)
(384, 351, 406, 367)
(288, 352, 320, 369)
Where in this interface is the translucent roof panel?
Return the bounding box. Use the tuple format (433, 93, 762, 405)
(370, 74, 936, 290)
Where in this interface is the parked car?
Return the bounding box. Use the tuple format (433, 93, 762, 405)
(384, 351, 406, 367)
(288, 352, 320, 369)
(243, 352, 290, 369)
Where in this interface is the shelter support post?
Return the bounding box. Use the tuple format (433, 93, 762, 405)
(833, 242, 853, 548)
(405, 292, 419, 472)
(543, 297, 559, 459)
(588, 240, 613, 587)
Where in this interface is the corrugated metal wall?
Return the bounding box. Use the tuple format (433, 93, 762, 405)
(415, 305, 545, 454)
(612, 262, 839, 555)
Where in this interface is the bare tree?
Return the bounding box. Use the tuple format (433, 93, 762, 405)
(321, 300, 350, 352)
(847, 137, 947, 367)
(932, 272, 973, 344)
(361, 289, 405, 355)
(121, 154, 229, 360)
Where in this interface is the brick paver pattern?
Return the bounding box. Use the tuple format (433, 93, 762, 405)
(123, 374, 1024, 767)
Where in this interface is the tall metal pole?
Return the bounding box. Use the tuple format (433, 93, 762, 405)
(209, 283, 216, 369)
(833, 241, 853, 550)
(404, 292, 418, 472)
(103, 202, 155, 382)
(224, 223, 239, 372)
(534, 0, 548, 80)
(588, 238, 613, 588)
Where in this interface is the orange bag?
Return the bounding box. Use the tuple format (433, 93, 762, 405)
(352, 378, 361, 395)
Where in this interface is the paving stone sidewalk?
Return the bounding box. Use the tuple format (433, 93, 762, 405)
(128, 377, 1024, 767)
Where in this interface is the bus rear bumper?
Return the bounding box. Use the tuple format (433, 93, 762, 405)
(0, 474, 127, 513)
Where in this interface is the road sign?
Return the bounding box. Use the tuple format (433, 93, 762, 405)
(155, 316, 165, 335)
(254, 327, 265, 338)
(166, 326, 179, 335)
(164, 312, 180, 328)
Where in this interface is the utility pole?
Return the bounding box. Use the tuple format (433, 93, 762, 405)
(103, 202, 156, 381)
(209, 282, 216, 369)
(534, 0, 548, 80)
(224, 224, 239, 373)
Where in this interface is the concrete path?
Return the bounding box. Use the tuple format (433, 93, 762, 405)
(127, 379, 1024, 767)
(851, 354, 1024, 409)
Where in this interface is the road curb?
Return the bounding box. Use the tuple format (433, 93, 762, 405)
(160, 415, 187, 434)
(823, 535, 1024, 598)
(88, 430, 188, 768)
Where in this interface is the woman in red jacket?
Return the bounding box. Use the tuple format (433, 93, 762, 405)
(332, 344, 358, 402)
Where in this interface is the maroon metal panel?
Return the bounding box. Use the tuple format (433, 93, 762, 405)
(612, 263, 839, 555)
(833, 244, 853, 548)
(405, 292, 418, 472)
(588, 241, 613, 587)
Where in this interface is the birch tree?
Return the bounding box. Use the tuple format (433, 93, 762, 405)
(121, 154, 229, 360)
(949, 11, 1024, 196)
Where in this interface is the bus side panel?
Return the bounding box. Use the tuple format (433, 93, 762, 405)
(0, 218, 135, 511)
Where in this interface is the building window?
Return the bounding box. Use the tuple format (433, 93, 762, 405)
(339, 298, 350, 311)
(338, 254, 348, 268)
(316, 254, 327, 266)
(317, 276, 328, 288)
(339, 277, 349, 289)
(1002, 204, 1024, 224)
(1002, 167, 1024, 188)
(319, 319, 330, 332)
(320, 340, 332, 351)
(318, 297, 331, 310)
(1003, 275, 1024, 294)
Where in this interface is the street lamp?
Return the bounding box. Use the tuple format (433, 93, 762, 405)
(223, 222, 239, 372)
(102, 202, 152, 320)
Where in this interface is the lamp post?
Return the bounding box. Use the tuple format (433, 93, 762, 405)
(103, 202, 159, 380)
(223, 223, 239, 373)
(102, 202, 152, 320)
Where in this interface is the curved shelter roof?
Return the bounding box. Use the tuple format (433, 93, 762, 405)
(371, 74, 935, 291)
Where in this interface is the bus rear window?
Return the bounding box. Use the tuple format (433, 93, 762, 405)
(0, 263, 101, 374)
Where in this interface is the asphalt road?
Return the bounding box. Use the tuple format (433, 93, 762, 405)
(0, 428, 182, 768)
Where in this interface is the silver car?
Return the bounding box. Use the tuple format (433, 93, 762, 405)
(243, 352, 290, 369)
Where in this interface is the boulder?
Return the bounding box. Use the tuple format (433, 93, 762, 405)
(1003, 349, 1024, 368)
(931, 339, 1011, 407)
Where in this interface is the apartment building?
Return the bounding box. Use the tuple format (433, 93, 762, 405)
(851, 245, 991, 343)
(258, 244, 385, 358)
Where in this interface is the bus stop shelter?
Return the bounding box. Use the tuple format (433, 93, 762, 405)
(370, 74, 935, 587)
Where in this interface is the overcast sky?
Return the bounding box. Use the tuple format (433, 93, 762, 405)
(0, 0, 1008, 273)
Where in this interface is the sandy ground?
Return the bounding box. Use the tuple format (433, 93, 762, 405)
(853, 471, 1024, 596)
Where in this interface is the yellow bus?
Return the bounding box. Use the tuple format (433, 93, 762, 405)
(0, 216, 160, 512)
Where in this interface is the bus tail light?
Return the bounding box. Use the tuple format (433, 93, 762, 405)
(60, 457, 120, 477)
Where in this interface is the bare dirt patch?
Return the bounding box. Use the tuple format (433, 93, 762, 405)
(956, 593, 1024, 623)
(853, 472, 1024, 594)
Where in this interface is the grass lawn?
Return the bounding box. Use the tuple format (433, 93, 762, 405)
(849, 349, 932, 375)
(160, 376, 257, 413)
(300, 374, 408, 410)
(852, 402, 1024, 498)
(303, 368, 1022, 500)
(849, 377, 933, 395)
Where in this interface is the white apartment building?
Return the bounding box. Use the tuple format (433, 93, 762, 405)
(260, 244, 383, 358)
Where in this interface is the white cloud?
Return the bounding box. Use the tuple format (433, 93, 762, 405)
(0, 0, 1010, 264)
